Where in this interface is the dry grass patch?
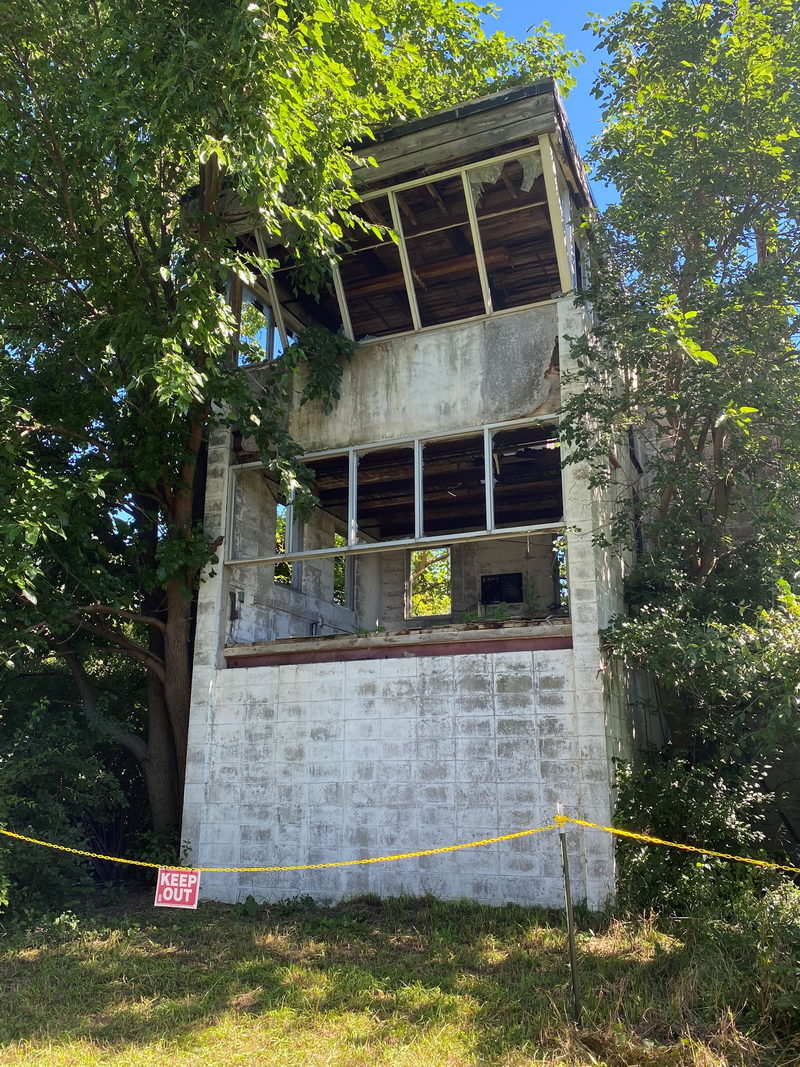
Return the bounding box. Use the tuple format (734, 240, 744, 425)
(0, 893, 796, 1066)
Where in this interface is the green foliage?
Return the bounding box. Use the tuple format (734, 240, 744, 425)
(0, 0, 578, 833)
(561, 0, 800, 911)
(409, 547, 452, 617)
(562, 0, 800, 576)
(614, 754, 775, 914)
(609, 579, 800, 757)
(232, 893, 261, 919)
(0, 685, 128, 918)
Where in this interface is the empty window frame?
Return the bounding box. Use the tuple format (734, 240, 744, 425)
(394, 178, 485, 327)
(238, 286, 286, 364)
(408, 546, 452, 617)
(356, 446, 415, 542)
(422, 434, 486, 536)
(292, 454, 351, 607)
(469, 155, 561, 310)
(335, 146, 565, 340)
(269, 244, 344, 337)
(491, 426, 562, 529)
(225, 419, 564, 568)
(337, 196, 415, 338)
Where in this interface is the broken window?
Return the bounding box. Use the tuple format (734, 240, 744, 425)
(269, 246, 343, 336)
(491, 426, 562, 529)
(338, 196, 414, 339)
(422, 434, 486, 536)
(394, 177, 485, 327)
(356, 446, 415, 542)
(229, 420, 563, 564)
(408, 547, 451, 617)
(470, 156, 561, 310)
(331, 147, 572, 339)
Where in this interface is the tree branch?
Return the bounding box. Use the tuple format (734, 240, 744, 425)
(56, 645, 149, 764)
(77, 603, 168, 633)
(68, 618, 167, 681)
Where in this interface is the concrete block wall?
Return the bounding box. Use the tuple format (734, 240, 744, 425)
(183, 297, 630, 910)
(183, 648, 614, 908)
(558, 300, 633, 786)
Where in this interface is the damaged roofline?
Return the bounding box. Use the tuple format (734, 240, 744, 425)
(360, 79, 557, 147)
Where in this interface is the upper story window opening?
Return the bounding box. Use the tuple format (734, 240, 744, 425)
(337, 146, 563, 340)
(233, 141, 575, 350)
(238, 285, 286, 364)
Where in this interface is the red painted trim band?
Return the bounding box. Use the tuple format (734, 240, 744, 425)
(225, 634, 572, 668)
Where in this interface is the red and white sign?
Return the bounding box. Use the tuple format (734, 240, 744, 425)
(154, 867, 201, 909)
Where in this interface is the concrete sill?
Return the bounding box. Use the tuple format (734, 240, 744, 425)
(224, 618, 572, 668)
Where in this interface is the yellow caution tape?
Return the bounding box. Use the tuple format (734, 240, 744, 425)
(3, 816, 798, 876)
(554, 815, 800, 875)
(0, 828, 165, 869)
(0, 823, 557, 873)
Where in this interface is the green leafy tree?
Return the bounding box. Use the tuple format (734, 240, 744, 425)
(0, 0, 579, 832)
(561, 0, 800, 901)
(0, 655, 138, 915)
(410, 548, 452, 617)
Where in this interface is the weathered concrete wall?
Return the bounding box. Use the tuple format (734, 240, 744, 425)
(558, 299, 633, 785)
(183, 649, 614, 908)
(183, 296, 628, 909)
(288, 304, 560, 451)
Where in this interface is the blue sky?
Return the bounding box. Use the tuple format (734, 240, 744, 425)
(486, 0, 622, 203)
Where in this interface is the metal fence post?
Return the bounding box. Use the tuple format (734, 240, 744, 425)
(558, 803, 582, 1025)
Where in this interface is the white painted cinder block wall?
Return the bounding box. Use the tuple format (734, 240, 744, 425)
(183, 296, 629, 909)
(184, 651, 614, 908)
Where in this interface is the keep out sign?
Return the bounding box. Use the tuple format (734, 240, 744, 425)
(154, 867, 201, 909)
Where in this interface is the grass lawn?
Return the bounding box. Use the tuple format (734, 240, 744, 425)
(1, 892, 797, 1066)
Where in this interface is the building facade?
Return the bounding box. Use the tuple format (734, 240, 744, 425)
(182, 80, 632, 908)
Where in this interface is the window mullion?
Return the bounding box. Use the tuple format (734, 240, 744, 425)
(389, 191, 422, 331)
(347, 450, 359, 547)
(462, 170, 493, 316)
(484, 426, 495, 532)
(224, 465, 237, 563)
(331, 262, 354, 341)
(414, 439, 424, 539)
(254, 229, 289, 350)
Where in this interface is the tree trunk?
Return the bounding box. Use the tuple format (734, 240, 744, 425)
(143, 666, 181, 831)
(163, 580, 193, 804)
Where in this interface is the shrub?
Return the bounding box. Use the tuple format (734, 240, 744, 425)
(614, 752, 778, 915)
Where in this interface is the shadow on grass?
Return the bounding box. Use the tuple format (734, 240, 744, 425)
(1, 893, 795, 1065)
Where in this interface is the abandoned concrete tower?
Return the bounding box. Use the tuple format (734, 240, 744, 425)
(183, 80, 632, 907)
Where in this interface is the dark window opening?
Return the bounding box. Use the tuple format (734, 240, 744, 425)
(422, 435, 486, 536)
(338, 196, 414, 338)
(481, 571, 523, 605)
(356, 446, 415, 542)
(491, 425, 562, 528)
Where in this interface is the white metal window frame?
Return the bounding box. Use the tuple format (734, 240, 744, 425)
(224, 413, 564, 567)
(245, 138, 573, 348)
